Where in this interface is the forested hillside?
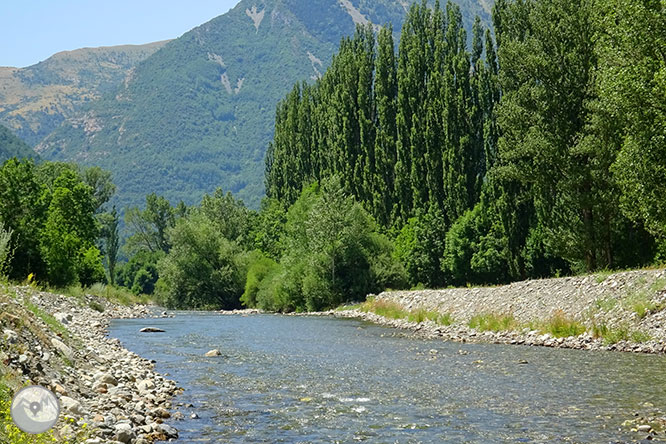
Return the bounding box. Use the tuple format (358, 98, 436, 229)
(34, 0, 492, 209)
(0, 125, 38, 162)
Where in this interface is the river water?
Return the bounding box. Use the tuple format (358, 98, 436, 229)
(109, 312, 666, 443)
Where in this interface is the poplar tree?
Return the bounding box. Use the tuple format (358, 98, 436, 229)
(372, 25, 398, 226)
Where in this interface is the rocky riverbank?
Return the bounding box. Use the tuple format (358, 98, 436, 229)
(0, 285, 182, 443)
(325, 268, 666, 354)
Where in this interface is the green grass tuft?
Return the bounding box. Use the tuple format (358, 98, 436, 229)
(468, 313, 518, 332)
(358, 299, 454, 326)
(24, 299, 70, 340)
(542, 311, 586, 338)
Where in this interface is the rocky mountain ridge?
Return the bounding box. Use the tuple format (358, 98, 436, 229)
(0, 41, 168, 147)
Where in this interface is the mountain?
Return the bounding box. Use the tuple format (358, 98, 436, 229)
(34, 0, 493, 209)
(0, 124, 38, 162)
(0, 41, 168, 146)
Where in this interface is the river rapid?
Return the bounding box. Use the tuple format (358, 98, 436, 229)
(109, 312, 666, 443)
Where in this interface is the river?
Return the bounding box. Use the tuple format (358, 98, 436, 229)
(108, 312, 666, 443)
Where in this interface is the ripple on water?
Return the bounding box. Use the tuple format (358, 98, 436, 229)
(109, 313, 666, 443)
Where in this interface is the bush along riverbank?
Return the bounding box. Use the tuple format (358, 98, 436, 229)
(0, 284, 181, 443)
(327, 268, 666, 354)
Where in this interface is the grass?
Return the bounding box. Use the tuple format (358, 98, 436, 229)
(593, 296, 617, 312)
(468, 311, 586, 338)
(591, 323, 653, 345)
(24, 299, 70, 340)
(541, 311, 586, 338)
(468, 313, 518, 332)
(358, 298, 454, 326)
(361, 299, 408, 320)
(335, 303, 362, 311)
(623, 278, 666, 319)
(56, 283, 152, 308)
(594, 269, 615, 284)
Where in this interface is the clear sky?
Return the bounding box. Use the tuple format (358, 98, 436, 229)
(1, 1, 242, 68)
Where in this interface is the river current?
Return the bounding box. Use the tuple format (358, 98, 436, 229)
(109, 312, 666, 443)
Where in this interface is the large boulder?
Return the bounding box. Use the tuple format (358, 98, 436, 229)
(51, 338, 74, 360)
(114, 423, 135, 444)
(157, 423, 178, 439)
(54, 312, 72, 325)
(60, 396, 83, 415)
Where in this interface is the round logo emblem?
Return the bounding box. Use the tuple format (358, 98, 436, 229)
(10, 386, 60, 434)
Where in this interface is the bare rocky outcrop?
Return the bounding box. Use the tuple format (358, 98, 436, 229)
(245, 6, 266, 31)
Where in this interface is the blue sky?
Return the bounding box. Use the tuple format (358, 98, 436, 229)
(1, 1, 242, 68)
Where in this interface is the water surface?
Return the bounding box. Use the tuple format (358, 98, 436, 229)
(109, 313, 666, 443)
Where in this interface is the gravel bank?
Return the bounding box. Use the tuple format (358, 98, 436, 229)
(1, 286, 182, 443)
(324, 268, 666, 354)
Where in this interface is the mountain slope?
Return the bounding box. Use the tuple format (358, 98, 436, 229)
(0, 124, 38, 162)
(35, 0, 493, 209)
(0, 41, 168, 146)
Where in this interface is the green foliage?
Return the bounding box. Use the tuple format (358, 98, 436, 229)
(124, 193, 176, 255)
(241, 252, 279, 308)
(98, 206, 119, 285)
(250, 198, 287, 260)
(245, 178, 403, 312)
(115, 250, 162, 295)
(200, 188, 253, 247)
(394, 209, 447, 288)
(39, 169, 100, 286)
(0, 158, 49, 280)
(78, 246, 106, 287)
(596, 0, 666, 240)
(157, 212, 244, 309)
(0, 223, 14, 279)
(267, 3, 500, 287)
(131, 269, 155, 295)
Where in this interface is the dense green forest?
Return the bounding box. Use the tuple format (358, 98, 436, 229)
(265, 0, 666, 292)
(1, 0, 664, 313)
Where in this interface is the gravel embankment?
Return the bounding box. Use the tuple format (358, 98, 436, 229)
(324, 269, 666, 354)
(1, 286, 182, 443)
